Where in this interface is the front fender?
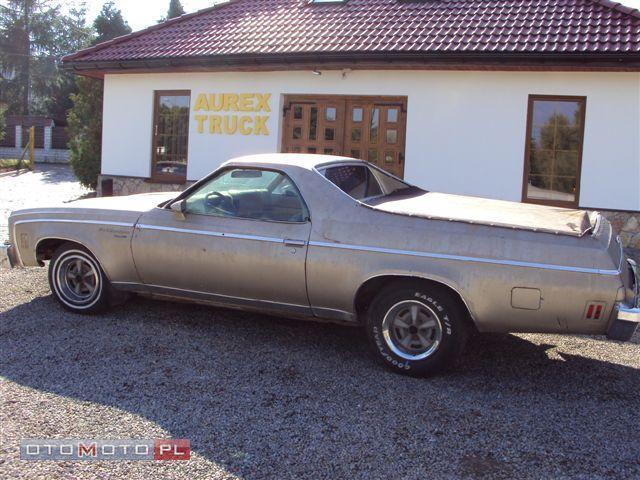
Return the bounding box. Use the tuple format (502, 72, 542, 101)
(10, 215, 139, 283)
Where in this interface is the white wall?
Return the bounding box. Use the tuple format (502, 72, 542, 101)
(102, 70, 640, 211)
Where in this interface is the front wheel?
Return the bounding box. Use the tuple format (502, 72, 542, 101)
(365, 282, 470, 376)
(48, 243, 111, 313)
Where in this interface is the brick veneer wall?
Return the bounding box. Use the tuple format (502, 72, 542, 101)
(97, 175, 194, 197)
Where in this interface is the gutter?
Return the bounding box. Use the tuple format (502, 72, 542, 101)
(62, 51, 640, 74)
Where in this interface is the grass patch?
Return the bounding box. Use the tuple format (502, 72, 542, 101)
(0, 158, 32, 171)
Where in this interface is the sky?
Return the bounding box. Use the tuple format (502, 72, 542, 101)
(74, 0, 640, 33)
(78, 0, 218, 31)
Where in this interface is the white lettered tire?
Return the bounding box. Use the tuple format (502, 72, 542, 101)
(366, 282, 470, 376)
(48, 243, 111, 313)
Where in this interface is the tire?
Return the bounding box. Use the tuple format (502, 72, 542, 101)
(48, 243, 111, 313)
(365, 282, 470, 377)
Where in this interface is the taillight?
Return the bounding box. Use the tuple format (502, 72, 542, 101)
(584, 302, 606, 321)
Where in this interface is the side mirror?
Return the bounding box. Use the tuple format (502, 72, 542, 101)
(170, 200, 186, 220)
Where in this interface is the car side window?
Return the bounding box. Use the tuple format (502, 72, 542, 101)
(323, 165, 383, 200)
(184, 168, 309, 222)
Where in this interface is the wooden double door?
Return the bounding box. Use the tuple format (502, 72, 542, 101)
(282, 95, 407, 178)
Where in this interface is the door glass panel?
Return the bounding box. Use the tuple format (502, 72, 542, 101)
(326, 107, 337, 121)
(384, 152, 395, 164)
(293, 105, 303, 120)
(309, 107, 318, 140)
(386, 129, 397, 144)
(370, 108, 379, 143)
(154, 92, 190, 180)
(387, 108, 398, 123)
(184, 168, 309, 222)
(525, 98, 584, 204)
(292, 127, 302, 139)
(352, 107, 363, 122)
(351, 128, 361, 142)
(324, 128, 335, 141)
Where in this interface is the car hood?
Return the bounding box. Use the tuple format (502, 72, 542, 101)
(63, 192, 178, 212)
(12, 192, 178, 216)
(367, 192, 598, 237)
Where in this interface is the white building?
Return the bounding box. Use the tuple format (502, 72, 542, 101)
(63, 0, 640, 246)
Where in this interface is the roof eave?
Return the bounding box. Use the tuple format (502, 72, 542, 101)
(62, 51, 640, 76)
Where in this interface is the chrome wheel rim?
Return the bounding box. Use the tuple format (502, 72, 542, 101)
(54, 253, 101, 307)
(382, 300, 443, 360)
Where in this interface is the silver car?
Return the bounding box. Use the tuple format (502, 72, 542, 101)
(3, 154, 639, 376)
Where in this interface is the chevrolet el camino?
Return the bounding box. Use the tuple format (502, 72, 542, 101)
(3, 154, 639, 376)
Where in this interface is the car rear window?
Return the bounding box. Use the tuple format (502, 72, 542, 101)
(323, 165, 383, 200)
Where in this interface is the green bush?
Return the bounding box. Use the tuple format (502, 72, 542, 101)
(67, 77, 103, 189)
(0, 106, 5, 143)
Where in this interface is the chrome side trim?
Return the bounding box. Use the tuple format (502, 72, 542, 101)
(617, 236, 625, 274)
(311, 306, 356, 323)
(14, 219, 134, 228)
(308, 240, 621, 276)
(9, 210, 100, 217)
(136, 224, 284, 244)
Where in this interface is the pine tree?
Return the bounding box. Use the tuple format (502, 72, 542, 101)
(167, 0, 186, 20)
(67, 1, 132, 189)
(93, 1, 131, 44)
(0, 0, 63, 115)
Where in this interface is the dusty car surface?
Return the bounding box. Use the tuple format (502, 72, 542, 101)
(3, 154, 639, 376)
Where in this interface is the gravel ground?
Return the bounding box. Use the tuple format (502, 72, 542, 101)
(0, 165, 91, 243)
(1, 267, 639, 479)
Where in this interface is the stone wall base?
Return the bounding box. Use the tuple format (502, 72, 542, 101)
(600, 211, 640, 249)
(97, 175, 195, 197)
(97, 174, 640, 249)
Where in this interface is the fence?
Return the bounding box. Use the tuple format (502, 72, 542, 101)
(0, 124, 16, 147)
(52, 126, 69, 150)
(21, 126, 44, 149)
(0, 124, 70, 163)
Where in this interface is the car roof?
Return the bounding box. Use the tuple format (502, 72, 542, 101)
(222, 153, 366, 171)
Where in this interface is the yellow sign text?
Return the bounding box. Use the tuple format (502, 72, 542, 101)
(194, 93, 271, 136)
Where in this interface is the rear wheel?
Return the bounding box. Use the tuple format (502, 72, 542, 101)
(365, 282, 470, 376)
(48, 243, 110, 313)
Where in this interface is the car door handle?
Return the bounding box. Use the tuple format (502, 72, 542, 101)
(283, 239, 307, 248)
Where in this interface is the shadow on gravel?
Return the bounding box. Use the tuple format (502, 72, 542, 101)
(32, 165, 82, 185)
(1, 294, 639, 478)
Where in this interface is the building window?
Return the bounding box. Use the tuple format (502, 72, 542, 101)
(523, 95, 586, 207)
(152, 90, 191, 182)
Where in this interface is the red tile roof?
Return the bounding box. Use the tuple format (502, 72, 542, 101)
(64, 0, 640, 67)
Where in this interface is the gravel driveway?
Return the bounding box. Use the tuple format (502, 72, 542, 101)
(1, 267, 639, 479)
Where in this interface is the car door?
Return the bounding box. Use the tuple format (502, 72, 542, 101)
(131, 167, 312, 315)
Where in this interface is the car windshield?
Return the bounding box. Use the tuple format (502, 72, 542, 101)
(321, 164, 421, 202)
(182, 168, 309, 222)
